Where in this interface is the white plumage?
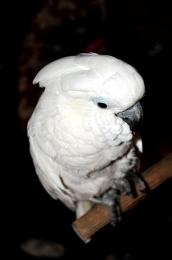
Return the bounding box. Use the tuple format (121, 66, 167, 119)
(27, 53, 145, 220)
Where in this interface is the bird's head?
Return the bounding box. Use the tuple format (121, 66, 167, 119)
(33, 53, 145, 131)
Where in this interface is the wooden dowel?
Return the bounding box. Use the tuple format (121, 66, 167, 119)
(72, 153, 172, 242)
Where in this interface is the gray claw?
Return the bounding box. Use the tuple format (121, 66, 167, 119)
(101, 188, 122, 226)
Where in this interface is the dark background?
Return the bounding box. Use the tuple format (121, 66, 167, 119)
(1, 1, 172, 259)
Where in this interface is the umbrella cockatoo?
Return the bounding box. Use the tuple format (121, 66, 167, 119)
(27, 53, 146, 224)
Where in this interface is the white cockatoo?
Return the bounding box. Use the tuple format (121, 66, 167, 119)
(27, 53, 146, 224)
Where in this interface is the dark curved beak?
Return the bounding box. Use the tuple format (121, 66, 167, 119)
(116, 102, 143, 131)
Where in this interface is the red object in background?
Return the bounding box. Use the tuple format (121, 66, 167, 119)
(84, 37, 106, 54)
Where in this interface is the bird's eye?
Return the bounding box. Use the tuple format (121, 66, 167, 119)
(97, 102, 108, 109)
(92, 97, 109, 109)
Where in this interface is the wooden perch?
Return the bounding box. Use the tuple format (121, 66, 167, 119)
(72, 153, 172, 242)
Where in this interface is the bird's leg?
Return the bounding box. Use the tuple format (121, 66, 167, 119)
(132, 172, 149, 192)
(115, 176, 136, 197)
(100, 174, 144, 226)
(101, 187, 122, 226)
(124, 170, 149, 196)
(126, 153, 149, 194)
(92, 177, 138, 226)
(91, 184, 122, 226)
(93, 172, 148, 226)
(100, 175, 146, 226)
(76, 200, 93, 219)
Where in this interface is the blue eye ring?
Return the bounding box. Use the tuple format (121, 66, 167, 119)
(92, 97, 109, 109)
